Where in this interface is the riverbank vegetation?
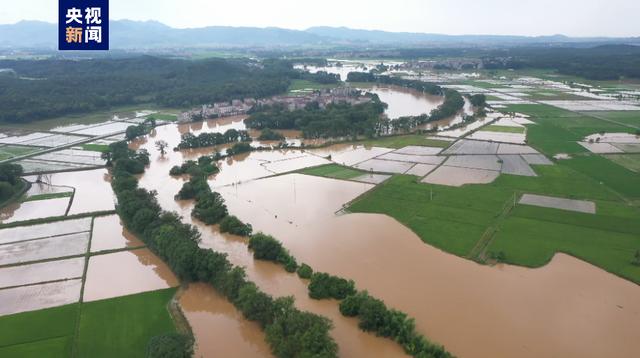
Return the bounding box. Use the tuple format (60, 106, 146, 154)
(106, 142, 338, 357)
(340, 291, 453, 358)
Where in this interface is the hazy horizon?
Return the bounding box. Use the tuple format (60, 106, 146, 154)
(1, 0, 639, 37)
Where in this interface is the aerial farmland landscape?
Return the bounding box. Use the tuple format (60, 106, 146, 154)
(1, 1, 640, 357)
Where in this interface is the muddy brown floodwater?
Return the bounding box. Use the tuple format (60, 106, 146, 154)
(134, 123, 640, 358)
(90, 214, 144, 252)
(83, 248, 179, 302)
(365, 85, 444, 119)
(180, 283, 273, 358)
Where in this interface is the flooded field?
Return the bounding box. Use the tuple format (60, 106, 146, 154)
(0, 257, 84, 289)
(0, 279, 81, 316)
(0, 197, 69, 224)
(90, 215, 144, 252)
(131, 122, 640, 358)
(0, 217, 91, 245)
(83, 248, 178, 302)
(0, 232, 89, 266)
(25, 168, 115, 215)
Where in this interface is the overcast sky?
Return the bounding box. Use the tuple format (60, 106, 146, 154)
(0, 0, 638, 37)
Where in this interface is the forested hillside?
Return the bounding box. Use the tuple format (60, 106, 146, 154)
(0, 57, 294, 123)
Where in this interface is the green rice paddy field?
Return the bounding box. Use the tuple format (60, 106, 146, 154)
(0, 288, 178, 358)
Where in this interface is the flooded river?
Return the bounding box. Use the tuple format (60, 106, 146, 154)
(133, 122, 640, 358)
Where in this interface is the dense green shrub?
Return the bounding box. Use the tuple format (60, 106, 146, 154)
(296, 263, 313, 279)
(145, 333, 193, 358)
(257, 128, 285, 141)
(248, 233, 298, 272)
(308, 272, 356, 300)
(219, 215, 253, 236)
(339, 291, 452, 358)
(193, 192, 228, 224)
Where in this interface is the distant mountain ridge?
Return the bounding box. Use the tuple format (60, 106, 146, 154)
(1, 20, 638, 49)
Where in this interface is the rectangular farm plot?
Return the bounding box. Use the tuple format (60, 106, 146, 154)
(0, 217, 91, 245)
(70, 121, 132, 136)
(0, 232, 90, 266)
(421, 166, 500, 186)
(603, 154, 640, 172)
(0, 197, 70, 224)
(444, 155, 502, 171)
(442, 140, 499, 155)
(90, 215, 144, 253)
(353, 159, 415, 174)
(496, 143, 540, 154)
(263, 154, 330, 174)
(519, 194, 596, 214)
(468, 131, 526, 144)
(329, 146, 394, 166)
(16, 159, 94, 174)
(392, 145, 443, 155)
(83, 249, 178, 302)
(20, 134, 88, 148)
(0, 279, 81, 316)
(0, 257, 85, 289)
(499, 155, 537, 177)
(578, 142, 624, 154)
(612, 144, 640, 153)
(351, 173, 391, 184)
(521, 154, 553, 165)
(405, 164, 438, 177)
(377, 152, 445, 165)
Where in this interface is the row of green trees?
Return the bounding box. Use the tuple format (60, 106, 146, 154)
(176, 129, 251, 150)
(248, 233, 298, 272)
(340, 291, 452, 358)
(257, 128, 285, 141)
(107, 141, 338, 357)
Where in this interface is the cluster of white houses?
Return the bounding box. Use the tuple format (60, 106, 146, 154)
(178, 87, 371, 123)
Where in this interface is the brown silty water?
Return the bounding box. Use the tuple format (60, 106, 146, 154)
(366, 85, 444, 119)
(179, 283, 273, 358)
(133, 122, 640, 358)
(90, 214, 144, 252)
(83, 248, 179, 302)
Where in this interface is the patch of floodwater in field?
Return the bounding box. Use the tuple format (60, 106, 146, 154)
(83, 248, 179, 302)
(24, 168, 115, 215)
(0, 257, 85, 289)
(0, 217, 91, 245)
(90, 214, 144, 252)
(216, 173, 640, 358)
(180, 283, 273, 358)
(0, 232, 89, 266)
(0, 279, 81, 316)
(0, 197, 69, 224)
(364, 85, 444, 119)
(306, 144, 394, 166)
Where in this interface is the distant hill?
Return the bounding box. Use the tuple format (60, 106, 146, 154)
(0, 20, 638, 49)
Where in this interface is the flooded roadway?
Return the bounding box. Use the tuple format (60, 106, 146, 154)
(132, 121, 640, 358)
